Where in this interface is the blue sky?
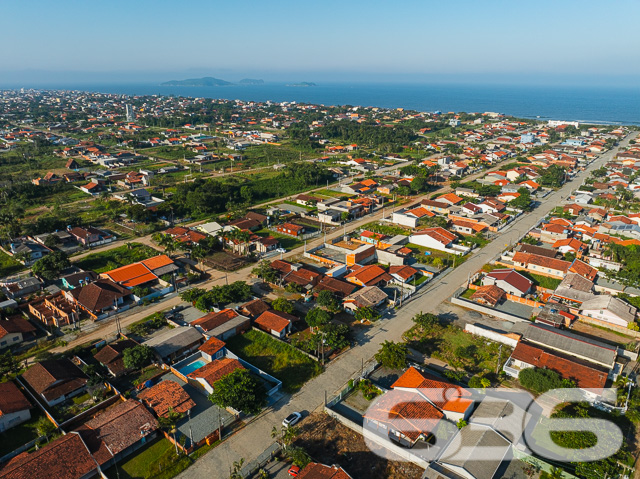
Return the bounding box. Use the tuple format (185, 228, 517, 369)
(1, 0, 639, 86)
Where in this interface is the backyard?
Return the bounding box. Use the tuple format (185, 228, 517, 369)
(0, 408, 47, 457)
(73, 243, 159, 273)
(519, 270, 562, 290)
(225, 329, 322, 393)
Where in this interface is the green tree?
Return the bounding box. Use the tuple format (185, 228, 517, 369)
(272, 297, 294, 314)
(285, 446, 312, 468)
(251, 261, 278, 283)
(375, 341, 408, 370)
(32, 251, 70, 280)
(122, 345, 154, 370)
(354, 306, 380, 323)
(412, 311, 439, 331)
(35, 416, 56, 443)
(209, 369, 267, 415)
(316, 290, 341, 312)
(305, 307, 332, 331)
(0, 350, 20, 380)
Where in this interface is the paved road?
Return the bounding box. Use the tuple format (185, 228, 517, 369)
(177, 136, 634, 477)
(56, 149, 524, 351)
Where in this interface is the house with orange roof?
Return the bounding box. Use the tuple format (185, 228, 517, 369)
(345, 265, 392, 288)
(364, 366, 473, 448)
(254, 310, 295, 339)
(187, 358, 245, 395)
(436, 193, 463, 206)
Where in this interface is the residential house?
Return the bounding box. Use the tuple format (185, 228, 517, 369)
(9, 239, 50, 265)
(21, 359, 88, 407)
(313, 276, 358, 299)
(0, 432, 100, 479)
(143, 326, 204, 363)
(388, 265, 419, 284)
(470, 285, 505, 306)
(75, 399, 158, 467)
(67, 226, 114, 247)
(580, 296, 637, 328)
(297, 463, 352, 479)
(0, 277, 42, 299)
(191, 309, 250, 341)
(61, 271, 98, 290)
(0, 381, 32, 432)
(275, 223, 305, 237)
(343, 286, 388, 314)
(187, 358, 245, 395)
(365, 367, 473, 448)
(92, 339, 139, 377)
(238, 298, 271, 319)
(511, 252, 571, 279)
(482, 269, 533, 297)
(137, 380, 196, 418)
(66, 279, 130, 319)
(0, 316, 36, 350)
(345, 265, 392, 287)
(420, 199, 450, 215)
(254, 310, 296, 339)
(408, 227, 469, 256)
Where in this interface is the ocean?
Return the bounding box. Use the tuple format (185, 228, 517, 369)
(6, 81, 640, 125)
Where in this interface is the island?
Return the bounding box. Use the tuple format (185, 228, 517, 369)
(239, 79, 264, 85)
(286, 82, 316, 87)
(160, 77, 232, 87)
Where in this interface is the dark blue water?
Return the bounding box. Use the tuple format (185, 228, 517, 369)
(7, 82, 640, 125)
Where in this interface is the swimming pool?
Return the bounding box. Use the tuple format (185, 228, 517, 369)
(178, 359, 207, 376)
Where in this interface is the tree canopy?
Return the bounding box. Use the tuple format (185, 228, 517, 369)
(32, 251, 70, 281)
(122, 345, 154, 370)
(209, 369, 267, 415)
(375, 341, 408, 370)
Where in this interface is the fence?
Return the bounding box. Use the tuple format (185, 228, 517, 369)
(450, 290, 530, 323)
(239, 442, 281, 478)
(325, 359, 379, 408)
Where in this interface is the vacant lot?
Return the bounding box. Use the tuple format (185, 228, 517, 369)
(74, 243, 159, 273)
(204, 251, 248, 271)
(293, 413, 424, 479)
(226, 329, 322, 393)
(403, 322, 510, 377)
(0, 250, 25, 278)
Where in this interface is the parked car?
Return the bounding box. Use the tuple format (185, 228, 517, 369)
(282, 412, 302, 427)
(288, 465, 300, 477)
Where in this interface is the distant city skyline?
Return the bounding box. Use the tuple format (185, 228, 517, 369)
(2, 0, 640, 87)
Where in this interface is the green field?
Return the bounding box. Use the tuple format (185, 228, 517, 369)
(0, 250, 25, 278)
(226, 329, 322, 393)
(73, 243, 159, 273)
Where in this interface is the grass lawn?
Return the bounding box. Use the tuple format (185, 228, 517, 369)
(226, 329, 322, 393)
(519, 271, 562, 290)
(460, 288, 475, 299)
(413, 274, 430, 286)
(404, 323, 510, 376)
(104, 437, 187, 479)
(0, 408, 46, 457)
(73, 243, 159, 273)
(255, 229, 304, 250)
(0, 250, 25, 278)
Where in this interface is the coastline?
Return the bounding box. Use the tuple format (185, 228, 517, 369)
(1, 82, 639, 125)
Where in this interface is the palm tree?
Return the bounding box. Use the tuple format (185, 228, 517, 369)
(229, 458, 244, 479)
(271, 425, 299, 452)
(158, 408, 183, 454)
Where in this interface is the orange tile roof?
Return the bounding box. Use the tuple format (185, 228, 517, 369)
(188, 358, 244, 385)
(140, 254, 174, 270)
(137, 380, 196, 417)
(255, 310, 292, 333)
(391, 367, 473, 413)
(102, 263, 157, 288)
(347, 265, 392, 286)
(199, 337, 226, 356)
(364, 389, 443, 441)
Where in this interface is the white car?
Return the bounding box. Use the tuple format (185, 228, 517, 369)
(282, 412, 302, 427)
(276, 248, 287, 253)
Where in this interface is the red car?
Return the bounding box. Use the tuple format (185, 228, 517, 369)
(288, 465, 300, 477)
